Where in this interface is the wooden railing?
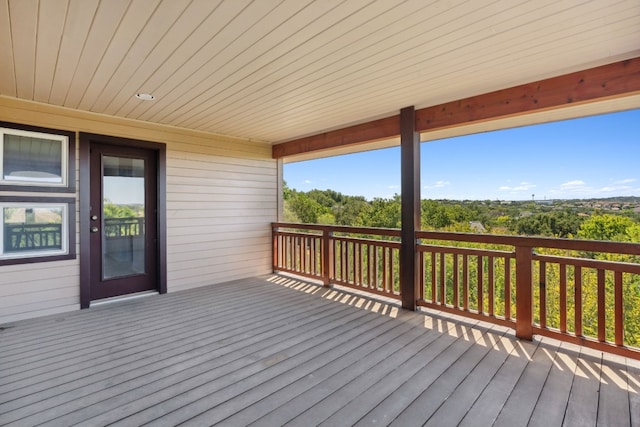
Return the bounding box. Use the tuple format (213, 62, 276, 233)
(272, 223, 401, 300)
(419, 231, 640, 358)
(4, 223, 62, 252)
(104, 217, 144, 237)
(273, 223, 640, 359)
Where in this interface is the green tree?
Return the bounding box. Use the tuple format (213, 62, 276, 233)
(360, 195, 401, 228)
(334, 197, 370, 226)
(577, 214, 634, 241)
(103, 200, 139, 219)
(287, 193, 327, 224)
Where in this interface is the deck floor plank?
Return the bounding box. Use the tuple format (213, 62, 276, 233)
(178, 313, 420, 426)
(0, 283, 323, 403)
(0, 274, 635, 427)
(422, 330, 519, 426)
(0, 283, 296, 384)
(492, 336, 560, 427)
(16, 296, 367, 425)
(261, 316, 458, 427)
(371, 326, 509, 426)
(133, 309, 396, 426)
(563, 349, 603, 427)
(628, 358, 640, 427)
(528, 341, 581, 427)
(316, 321, 488, 426)
(449, 331, 540, 427)
(0, 288, 343, 423)
(596, 352, 631, 427)
(205, 313, 426, 426)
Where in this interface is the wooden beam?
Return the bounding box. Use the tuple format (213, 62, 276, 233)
(415, 57, 640, 131)
(272, 116, 400, 158)
(400, 106, 420, 311)
(272, 57, 640, 158)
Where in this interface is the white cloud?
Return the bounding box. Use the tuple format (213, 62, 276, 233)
(386, 184, 400, 190)
(303, 180, 312, 184)
(614, 178, 637, 184)
(560, 180, 585, 188)
(424, 180, 451, 189)
(498, 181, 536, 192)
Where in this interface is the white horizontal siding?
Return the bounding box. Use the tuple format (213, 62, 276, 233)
(0, 263, 80, 324)
(165, 143, 276, 294)
(0, 97, 277, 324)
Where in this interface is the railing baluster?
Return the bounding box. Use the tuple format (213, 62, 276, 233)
(354, 241, 359, 286)
(392, 247, 397, 295)
(463, 255, 469, 311)
(301, 236, 306, 273)
(560, 263, 567, 333)
(344, 240, 350, 283)
(419, 251, 425, 301)
(575, 266, 582, 337)
(431, 252, 437, 303)
(488, 255, 494, 317)
(539, 261, 547, 329)
(373, 244, 379, 290)
(439, 252, 446, 305)
(331, 238, 340, 280)
(286, 235, 291, 269)
(505, 256, 511, 320)
(453, 254, 459, 309)
(597, 269, 606, 342)
(615, 271, 623, 346)
(383, 247, 388, 293)
(298, 236, 302, 272)
(341, 239, 347, 282)
(358, 244, 364, 286)
(350, 241, 356, 284)
(477, 255, 483, 314)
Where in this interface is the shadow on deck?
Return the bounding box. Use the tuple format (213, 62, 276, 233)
(0, 274, 638, 426)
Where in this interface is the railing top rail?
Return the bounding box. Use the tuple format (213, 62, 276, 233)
(533, 253, 640, 274)
(273, 223, 640, 255)
(272, 222, 401, 237)
(417, 230, 640, 256)
(418, 243, 514, 257)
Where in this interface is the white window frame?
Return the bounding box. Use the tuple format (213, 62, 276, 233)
(0, 202, 69, 260)
(0, 127, 69, 187)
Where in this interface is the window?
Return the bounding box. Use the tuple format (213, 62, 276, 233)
(0, 123, 75, 192)
(0, 122, 76, 265)
(0, 198, 75, 265)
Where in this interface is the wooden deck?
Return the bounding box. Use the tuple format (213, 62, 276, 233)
(1, 275, 638, 426)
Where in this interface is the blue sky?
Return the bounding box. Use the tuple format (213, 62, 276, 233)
(284, 109, 639, 201)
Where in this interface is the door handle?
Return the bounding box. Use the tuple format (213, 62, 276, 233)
(90, 226, 99, 233)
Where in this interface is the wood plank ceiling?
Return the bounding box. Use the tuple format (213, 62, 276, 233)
(1, 0, 639, 147)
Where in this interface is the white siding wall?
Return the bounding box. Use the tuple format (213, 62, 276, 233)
(0, 96, 277, 324)
(166, 142, 276, 292)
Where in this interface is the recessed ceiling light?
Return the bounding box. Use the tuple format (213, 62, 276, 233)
(135, 93, 155, 101)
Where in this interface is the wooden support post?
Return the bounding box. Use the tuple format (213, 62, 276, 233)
(515, 246, 533, 340)
(400, 106, 420, 310)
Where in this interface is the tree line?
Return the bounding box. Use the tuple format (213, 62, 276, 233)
(284, 183, 640, 242)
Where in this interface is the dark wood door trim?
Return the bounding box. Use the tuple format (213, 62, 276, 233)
(79, 133, 167, 308)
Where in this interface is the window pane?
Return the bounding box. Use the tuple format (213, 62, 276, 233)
(3, 133, 63, 183)
(102, 156, 145, 279)
(3, 206, 64, 254)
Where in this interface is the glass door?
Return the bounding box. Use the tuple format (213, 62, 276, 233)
(90, 144, 157, 300)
